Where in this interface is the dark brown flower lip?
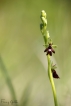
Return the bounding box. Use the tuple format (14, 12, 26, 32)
(51, 69, 60, 79)
(44, 43, 55, 56)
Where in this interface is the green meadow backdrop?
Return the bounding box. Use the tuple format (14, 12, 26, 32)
(0, 0, 71, 106)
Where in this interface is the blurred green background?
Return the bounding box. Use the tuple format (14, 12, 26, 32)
(0, 0, 71, 106)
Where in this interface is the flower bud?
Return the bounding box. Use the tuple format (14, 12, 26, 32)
(46, 31, 50, 39)
(41, 10, 47, 18)
(41, 17, 47, 25)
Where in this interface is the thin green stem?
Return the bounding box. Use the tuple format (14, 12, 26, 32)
(47, 55, 58, 106)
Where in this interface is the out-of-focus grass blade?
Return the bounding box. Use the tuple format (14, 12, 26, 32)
(20, 82, 32, 106)
(0, 56, 18, 106)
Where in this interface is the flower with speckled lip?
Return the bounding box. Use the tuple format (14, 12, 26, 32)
(51, 64, 59, 79)
(51, 69, 59, 79)
(44, 43, 55, 56)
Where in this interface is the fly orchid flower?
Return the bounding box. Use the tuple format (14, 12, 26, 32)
(44, 43, 55, 56)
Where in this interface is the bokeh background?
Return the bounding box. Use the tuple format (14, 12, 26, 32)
(0, 0, 71, 106)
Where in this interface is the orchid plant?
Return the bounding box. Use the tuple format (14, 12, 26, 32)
(40, 10, 59, 106)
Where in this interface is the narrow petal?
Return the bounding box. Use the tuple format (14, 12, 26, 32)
(44, 47, 48, 52)
(52, 48, 55, 53)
